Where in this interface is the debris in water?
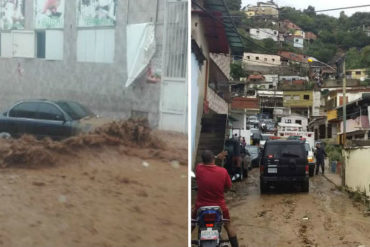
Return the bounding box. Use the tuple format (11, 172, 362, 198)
(58, 195, 67, 203)
(142, 161, 150, 168)
(171, 160, 180, 169)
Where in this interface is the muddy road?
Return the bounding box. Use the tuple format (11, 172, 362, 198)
(225, 169, 370, 247)
(0, 120, 188, 247)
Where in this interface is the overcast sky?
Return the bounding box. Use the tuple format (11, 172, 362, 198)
(241, 0, 370, 17)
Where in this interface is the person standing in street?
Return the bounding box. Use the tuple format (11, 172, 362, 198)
(315, 143, 327, 175)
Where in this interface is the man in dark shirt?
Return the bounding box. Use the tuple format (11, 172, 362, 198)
(315, 143, 327, 175)
(232, 135, 242, 181)
(192, 150, 239, 247)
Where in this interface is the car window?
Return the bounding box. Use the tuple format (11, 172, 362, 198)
(56, 101, 94, 120)
(9, 102, 39, 119)
(36, 103, 64, 121)
(265, 143, 304, 159)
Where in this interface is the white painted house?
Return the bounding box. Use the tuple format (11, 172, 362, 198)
(281, 114, 308, 131)
(243, 52, 281, 67)
(250, 28, 279, 41)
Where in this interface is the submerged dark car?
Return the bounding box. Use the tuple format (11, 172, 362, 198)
(0, 99, 99, 140)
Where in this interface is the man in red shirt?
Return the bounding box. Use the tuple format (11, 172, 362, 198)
(192, 150, 239, 247)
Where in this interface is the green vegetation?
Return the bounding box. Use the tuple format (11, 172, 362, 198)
(224, 0, 241, 11)
(230, 61, 248, 80)
(230, 4, 370, 66)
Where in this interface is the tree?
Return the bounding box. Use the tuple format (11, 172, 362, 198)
(303, 6, 316, 17)
(224, 0, 241, 11)
(230, 62, 247, 80)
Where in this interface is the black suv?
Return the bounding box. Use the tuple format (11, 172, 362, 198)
(0, 100, 96, 140)
(260, 140, 309, 193)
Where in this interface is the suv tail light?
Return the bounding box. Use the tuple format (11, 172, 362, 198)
(305, 165, 309, 175)
(260, 164, 264, 173)
(268, 154, 274, 159)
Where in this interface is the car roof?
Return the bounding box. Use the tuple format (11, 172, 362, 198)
(266, 140, 304, 145)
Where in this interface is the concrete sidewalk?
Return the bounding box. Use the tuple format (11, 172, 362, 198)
(322, 159, 343, 187)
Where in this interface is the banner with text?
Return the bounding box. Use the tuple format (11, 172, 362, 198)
(35, 0, 65, 29)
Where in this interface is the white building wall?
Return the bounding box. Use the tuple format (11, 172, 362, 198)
(345, 147, 370, 196)
(249, 28, 278, 41)
(243, 52, 281, 67)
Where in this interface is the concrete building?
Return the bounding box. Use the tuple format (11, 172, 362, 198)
(283, 90, 313, 117)
(286, 35, 304, 49)
(191, 0, 243, 166)
(0, 0, 188, 132)
(281, 114, 308, 131)
(246, 1, 279, 18)
(249, 28, 279, 41)
(346, 68, 368, 81)
(243, 52, 281, 67)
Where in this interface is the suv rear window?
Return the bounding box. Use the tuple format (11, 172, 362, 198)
(264, 143, 304, 159)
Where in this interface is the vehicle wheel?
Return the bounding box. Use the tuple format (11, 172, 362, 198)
(243, 162, 248, 178)
(309, 166, 314, 177)
(0, 132, 11, 139)
(260, 180, 267, 194)
(302, 180, 309, 193)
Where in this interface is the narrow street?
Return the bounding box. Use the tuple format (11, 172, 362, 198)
(227, 169, 370, 247)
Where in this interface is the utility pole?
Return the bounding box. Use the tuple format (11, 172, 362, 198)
(342, 59, 346, 146)
(342, 58, 347, 187)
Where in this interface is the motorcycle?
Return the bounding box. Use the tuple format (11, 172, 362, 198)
(191, 206, 230, 247)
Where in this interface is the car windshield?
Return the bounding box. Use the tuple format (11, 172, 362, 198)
(56, 101, 95, 120)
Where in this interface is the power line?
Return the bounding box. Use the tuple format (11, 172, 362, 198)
(316, 4, 370, 13)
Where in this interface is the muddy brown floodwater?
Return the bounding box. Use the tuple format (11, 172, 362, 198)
(0, 120, 187, 247)
(226, 169, 370, 247)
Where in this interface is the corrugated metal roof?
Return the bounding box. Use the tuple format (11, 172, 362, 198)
(204, 0, 244, 55)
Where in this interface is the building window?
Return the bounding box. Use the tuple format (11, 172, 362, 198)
(272, 58, 275, 62)
(264, 58, 267, 61)
(304, 95, 310, 100)
(293, 95, 300, 100)
(356, 71, 361, 75)
(77, 29, 115, 63)
(247, 56, 250, 59)
(36, 30, 63, 60)
(284, 96, 291, 100)
(256, 57, 259, 60)
(1, 31, 35, 58)
(285, 119, 292, 123)
(295, 39, 299, 42)
(345, 71, 351, 75)
(295, 120, 302, 125)
(256, 30, 260, 33)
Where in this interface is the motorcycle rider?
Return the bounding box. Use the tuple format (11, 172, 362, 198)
(192, 150, 239, 247)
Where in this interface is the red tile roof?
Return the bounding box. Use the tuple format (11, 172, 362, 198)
(278, 51, 308, 63)
(231, 97, 259, 110)
(248, 74, 265, 80)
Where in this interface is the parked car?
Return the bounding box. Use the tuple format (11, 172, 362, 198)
(245, 145, 260, 167)
(260, 140, 309, 193)
(260, 133, 274, 148)
(0, 99, 100, 140)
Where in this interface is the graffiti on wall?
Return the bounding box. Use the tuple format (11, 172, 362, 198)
(77, 0, 116, 27)
(35, 0, 65, 29)
(0, 0, 25, 30)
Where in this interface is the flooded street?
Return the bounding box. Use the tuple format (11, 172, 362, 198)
(226, 169, 370, 247)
